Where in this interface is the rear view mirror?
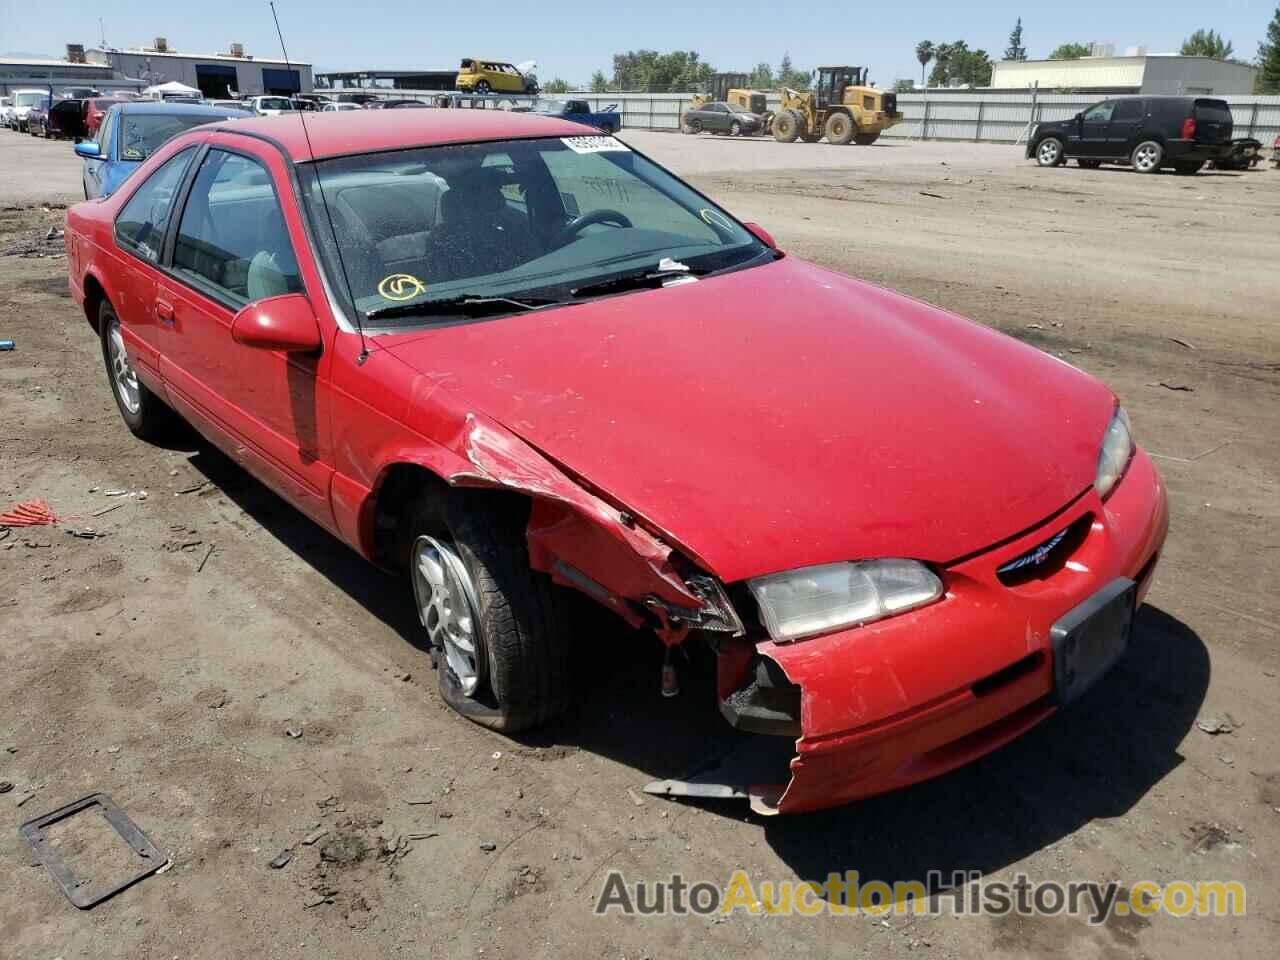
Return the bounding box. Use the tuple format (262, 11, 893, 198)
(75, 141, 101, 159)
(231, 294, 322, 353)
(744, 221, 777, 249)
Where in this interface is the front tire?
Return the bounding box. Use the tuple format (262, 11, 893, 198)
(99, 300, 177, 441)
(410, 493, 573, 733)
(1131, 140, 1164, 173)
(729, 120, 741, 137)
(1036, 137, 1064, 167)
(474, 81, 491, 95)
(772, 109, 801, 143)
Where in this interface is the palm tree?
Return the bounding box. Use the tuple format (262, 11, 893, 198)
(915, 41, 934, 88)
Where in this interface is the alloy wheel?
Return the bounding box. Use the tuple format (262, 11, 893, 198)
(107, 319, 141, 415)
(411, 535, 485, 697)
(1133, 144, 1160, 172)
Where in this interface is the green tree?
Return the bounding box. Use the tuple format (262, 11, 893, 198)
(915, 41, 934, 87)
(589, 70, 609, 93)
(611, 50, 714, 91)
(1005, 18, 1027, 61)
(1049, 42, 1090, 60)
(1181, 28, 1234, 59)
(927, 41, 994, 87)
(777, 52, 812, 90)
(1259, 7, 1280, 92)
(747, 62, 775, 89)
(543, 77, 572, 94)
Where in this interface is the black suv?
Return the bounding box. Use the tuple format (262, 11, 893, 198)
(1027, 96, 1233, 174)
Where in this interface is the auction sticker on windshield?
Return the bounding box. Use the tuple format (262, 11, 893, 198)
(561, 136, 629, 155)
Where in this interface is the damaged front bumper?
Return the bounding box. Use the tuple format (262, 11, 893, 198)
(652, 450, 1168, 815)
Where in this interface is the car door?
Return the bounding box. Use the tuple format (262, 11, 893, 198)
(84, 107, 115, 198)
(1106, 99, 1146, 156)
(159, 141, 336, 528)
(1076, 100, 1115, 157)
(711, 103, 732, 131)
(109, 145, 201, 378)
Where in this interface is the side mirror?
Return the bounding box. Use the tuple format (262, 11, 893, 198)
(75, 140, 101, 159)
(743, 221, 777, 249)
(1074, 112, 1083, 122)
(231, 294, 322, 353)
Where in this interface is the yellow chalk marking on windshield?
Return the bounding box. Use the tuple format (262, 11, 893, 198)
(378, 273, 427, 301)
(700, 208, 734, 232)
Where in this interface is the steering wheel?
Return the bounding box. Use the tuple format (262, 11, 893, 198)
(556, 208, 632, 244)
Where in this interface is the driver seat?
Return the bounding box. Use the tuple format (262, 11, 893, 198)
(425, 169, 533, 283)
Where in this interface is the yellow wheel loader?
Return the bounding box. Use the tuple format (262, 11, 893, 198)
(772, 66, 902, 145)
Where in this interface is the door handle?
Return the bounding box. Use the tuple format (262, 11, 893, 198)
(156, 300, 175, 325)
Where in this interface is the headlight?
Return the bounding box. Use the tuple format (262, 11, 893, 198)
(1094, 407, 1134, 499)
(748, 559, 943, 643)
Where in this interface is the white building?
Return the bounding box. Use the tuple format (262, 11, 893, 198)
(86, 39, 313, 99)
(990, 55, 1258, 96)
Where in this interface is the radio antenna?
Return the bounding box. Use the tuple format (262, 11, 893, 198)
(268, 1, 370, 364)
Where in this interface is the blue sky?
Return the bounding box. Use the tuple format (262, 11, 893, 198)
(1, 0, 1273, 86)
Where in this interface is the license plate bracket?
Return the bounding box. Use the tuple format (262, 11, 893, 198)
(1052, 578, 1136, 705)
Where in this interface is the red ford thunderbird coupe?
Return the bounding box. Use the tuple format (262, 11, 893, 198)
(65, 110, 1167, 814)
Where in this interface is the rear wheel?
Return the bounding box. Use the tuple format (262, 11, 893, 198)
(1078, 158, 1102, 169)
(772, 109, 801, 143)
(99, 300, 177, 442)
(824, 112, 855, 145)
(853, 132, 880, 145)
(1173, 159, 1204, 175)
(598, 121, 615, 135)
(409, 492, 573, 732)
(1036, 137, 1064, 167)
(1131, 140, 1164, 173)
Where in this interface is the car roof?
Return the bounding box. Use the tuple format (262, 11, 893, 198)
(118, 101, 251, 117)
(201, 109, 592, 162)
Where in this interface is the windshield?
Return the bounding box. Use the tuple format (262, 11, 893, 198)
(120, 114, 220, 161)
(301, 136, 768, 326)
(15, 92, 45, 108)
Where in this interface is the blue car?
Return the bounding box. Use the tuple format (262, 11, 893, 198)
(75, 101, 251, 200)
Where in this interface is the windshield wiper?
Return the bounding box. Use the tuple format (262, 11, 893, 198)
(571, 266, 705, 300)
(365, 294, 574, 323)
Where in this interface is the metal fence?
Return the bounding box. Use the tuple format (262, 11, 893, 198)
(882, 93, 1280, 145)
(323, 88, 1280, 145)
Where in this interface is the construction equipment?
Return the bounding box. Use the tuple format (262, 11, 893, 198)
(772, 66, 902, 145)
(686, 73, 770, 131)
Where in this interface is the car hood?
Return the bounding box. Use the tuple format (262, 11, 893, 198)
(382, 257, 1114, 582)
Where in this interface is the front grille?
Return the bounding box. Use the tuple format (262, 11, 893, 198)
(996, 514, 1092, 586)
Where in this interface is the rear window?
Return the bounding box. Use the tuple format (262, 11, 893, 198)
(1194, 100, 1232, 126)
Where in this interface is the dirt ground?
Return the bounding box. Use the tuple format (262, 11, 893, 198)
(1, 128, 1277, 960)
